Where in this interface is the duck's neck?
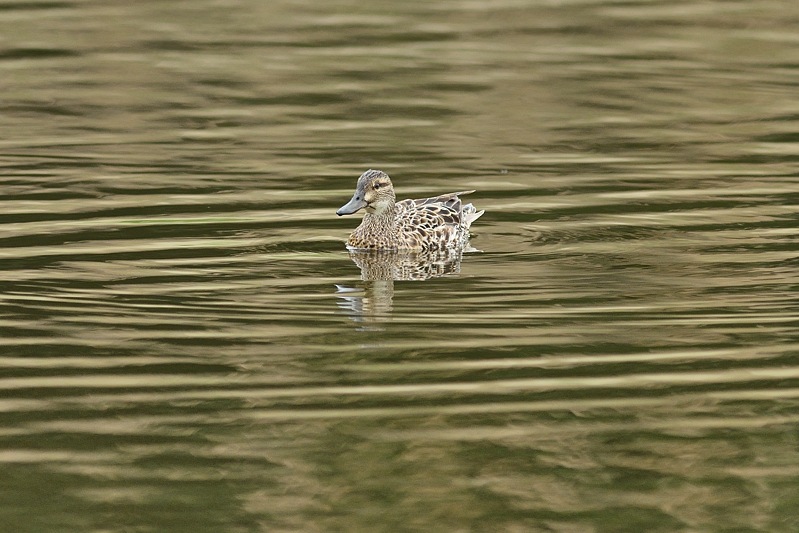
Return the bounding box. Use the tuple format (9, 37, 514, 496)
(363, 201, 397, 229)
(359, 202, 399, 247)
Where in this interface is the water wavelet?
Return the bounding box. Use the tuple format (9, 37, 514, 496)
(3, 0, 799, 530)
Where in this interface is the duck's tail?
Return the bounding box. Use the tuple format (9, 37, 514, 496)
(462, 203, 484, 229)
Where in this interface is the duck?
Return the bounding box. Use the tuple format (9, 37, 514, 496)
(336, 169, 484, 251)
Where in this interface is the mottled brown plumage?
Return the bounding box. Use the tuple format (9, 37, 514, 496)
(336, 169, 484, 251)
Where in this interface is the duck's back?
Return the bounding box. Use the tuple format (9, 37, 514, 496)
(395, 191, 483, 250)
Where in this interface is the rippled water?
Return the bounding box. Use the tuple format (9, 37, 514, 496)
(2, 0, 799, 531)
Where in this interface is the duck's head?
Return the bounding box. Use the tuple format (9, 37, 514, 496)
(336, 169, 396, 216)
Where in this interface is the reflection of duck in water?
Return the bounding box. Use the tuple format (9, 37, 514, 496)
(336, 248, 467, 325)
(346, 248, 466, 281)
(336, 169, 484, 252)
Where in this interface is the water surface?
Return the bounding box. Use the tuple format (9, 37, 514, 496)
(2, 0, 799, 531)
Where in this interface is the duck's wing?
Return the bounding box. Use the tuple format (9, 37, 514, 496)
(394, 199, 464, 250)
(395, 191, 482, 249)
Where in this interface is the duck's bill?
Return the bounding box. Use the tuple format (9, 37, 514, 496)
(336, 195, 367, 216)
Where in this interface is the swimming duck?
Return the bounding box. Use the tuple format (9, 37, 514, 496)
(336, 169, 484, 251)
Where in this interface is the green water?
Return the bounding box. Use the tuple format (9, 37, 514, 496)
(2, 1, 799, 531)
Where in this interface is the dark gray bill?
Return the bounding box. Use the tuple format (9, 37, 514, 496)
(336, 194, 367, 216)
